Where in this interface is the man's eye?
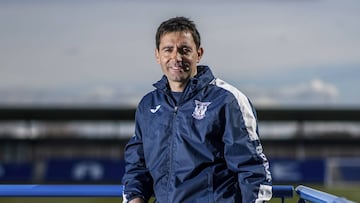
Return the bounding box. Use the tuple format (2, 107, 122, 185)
(163, 48, 172, 53)
(182, 48, 191, 54)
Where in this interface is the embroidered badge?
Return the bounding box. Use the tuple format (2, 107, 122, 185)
(192, 100, 211, 120)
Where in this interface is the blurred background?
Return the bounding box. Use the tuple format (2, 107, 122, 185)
(1, 0, 360, 202)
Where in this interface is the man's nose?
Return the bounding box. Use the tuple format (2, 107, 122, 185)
(170, 50, 182, 61)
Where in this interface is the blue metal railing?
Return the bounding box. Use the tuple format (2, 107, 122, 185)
(0, 185, 123, 197)
(1, 184, 356, 202)
(0, 184, 293, 201)
(296, 185, 355, 203)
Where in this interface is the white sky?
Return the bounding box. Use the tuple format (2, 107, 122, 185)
(0, 0, 360, 107)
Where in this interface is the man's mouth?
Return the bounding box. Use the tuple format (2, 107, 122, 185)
(168, 63, 189, 71)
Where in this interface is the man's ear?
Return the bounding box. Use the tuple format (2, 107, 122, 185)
(197, 47, 204, 63)
(155, 48, 160, 64)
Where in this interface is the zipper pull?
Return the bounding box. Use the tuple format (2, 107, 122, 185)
(174, 106, 178, 114)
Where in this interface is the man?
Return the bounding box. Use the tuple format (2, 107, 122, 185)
(122, 16, 272, 203)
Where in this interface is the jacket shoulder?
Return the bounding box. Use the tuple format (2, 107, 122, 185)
(136, 89, 161, 110)
(213, 78, 251, 103)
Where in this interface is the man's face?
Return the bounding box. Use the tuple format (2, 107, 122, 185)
(155, 31, 203, 91)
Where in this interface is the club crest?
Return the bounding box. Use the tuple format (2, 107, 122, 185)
(192, 100, 211, 120)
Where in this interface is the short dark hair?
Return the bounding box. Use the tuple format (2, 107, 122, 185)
(155, 16, 201, 50)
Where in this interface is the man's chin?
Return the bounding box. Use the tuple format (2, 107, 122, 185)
(168, 75, 189, 83)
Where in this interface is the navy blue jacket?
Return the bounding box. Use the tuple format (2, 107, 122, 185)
(122, 66, 272, 203)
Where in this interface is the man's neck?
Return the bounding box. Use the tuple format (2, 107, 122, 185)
(169, 81, 188, 92)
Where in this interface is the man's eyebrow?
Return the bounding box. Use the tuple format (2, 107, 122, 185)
(180, 45, 192, 49)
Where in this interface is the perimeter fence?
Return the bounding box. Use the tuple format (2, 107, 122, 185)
(0, 106, 359, 202)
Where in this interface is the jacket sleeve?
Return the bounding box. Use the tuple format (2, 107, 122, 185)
(122, 107, 153, 202)
(223, 97, 272, 203)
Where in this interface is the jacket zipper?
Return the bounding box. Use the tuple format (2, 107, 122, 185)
(174, 106, 178, 114)
(164, 85, 185, 202)
(166, 105, 178, 203)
